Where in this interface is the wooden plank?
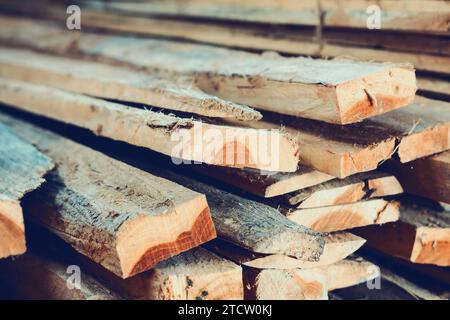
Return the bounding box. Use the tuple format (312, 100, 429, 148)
(2, 2, 449, 74)
(74, 10, 450, 75)
(0, 15, 417, 125)
(322, 0, 450, 33)
(384, 152, 450, 204)
(73, 10, 450, 74)
(76, 11, 450, 74)
(362, 248, 450, 288)
(88, 0, 320, 25)
(192, 165, 334, 198)
(331, 268, 447, 300)
(147, 168, 328, 263)
(24, 225, 244, 300)
(333, 250, 449, 300)
(68, 10, 450, 75)
(418, 76, 450, 99)
(322, 29, 450, 57)
(0, 253, 121, 300)
(207, 238, 375, 299)
(79, 246, 244, 300)
(80, 2, 450, 56)
(281, 199, 400, 232)
(355, 199, 450, 266)
(0, 110, 327, 266)
(205, 234, 365, 269)
(90, 0, 450, 33)
(244, 267, 328, 300)
(320, 44, 450, 75)
(0, 112, 217, 279)
(230, 96, 450, 177)
(0, 3, 320, 57)
(0, 78, 299, 172)
(110, 247, 243, 300)
(282, 171, 403, 208)
(0, 123, 53, 259)
(0, 47, 261, 121)
(323, 256, 380, 291)
(244, 255, 380, 300)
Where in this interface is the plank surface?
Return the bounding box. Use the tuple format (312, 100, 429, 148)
(0, 15, 417, 124)
(232, 96, 450, 177)
(192, 165, 334, 198)
(356, 199, 450, 266)
(384, 152, 450, 204)
(205, 234, 365, 269)
(322, 0, 450, 33)
(0, 112, 216, 278)
(0, 78, 299, 172)
(332, 251, 449, 300)
(244, 255, 379, 300)
(244, 267, 328, 300)
(282, 171, 403, 208)
(0, 47, 261, 121)
(87, 247, 244, 300)
(91, 0, 450, 33)
(282, 199, 400, 232)
(322, 256, 380, 291)
(418, 76, 450, 99)
(96, 0, 319, 25)
(0, 123, 53, 259)
(73, 9, 450, 74)
(2, 2, 449, 75)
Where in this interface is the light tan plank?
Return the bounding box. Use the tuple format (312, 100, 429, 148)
(0, 47, 261, 121)
(0, 15, 416, 124)
(0, 78, 299, 172)
(282, 199, 400, 232)
(355, 199, 450, 266)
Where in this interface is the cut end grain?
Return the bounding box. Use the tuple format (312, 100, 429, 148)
(255, 269, 328, 300)
(122, 204, 217, 278)
(337, 65, 417, 124)
(411, 227, 450, 267)
(0, 198, 25, 259)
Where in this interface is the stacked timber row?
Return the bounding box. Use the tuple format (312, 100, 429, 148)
(0, 0, 449, 300)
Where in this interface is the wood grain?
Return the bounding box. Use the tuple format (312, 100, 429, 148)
(0, 111, 216, 278)
(281, 199, 400, 232)
(0, 15, 417, 124)
(355, 199, 450, 266)
(205, 233, 365, 269)
(282, 171, 403, 208)
(384, 152, 450, 204)
(0, 47, 261, 121)
(230, 96, 450, 177)
(0, 78, 299, 172)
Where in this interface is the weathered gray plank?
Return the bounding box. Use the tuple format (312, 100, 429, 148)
(0, 122, 53, 259)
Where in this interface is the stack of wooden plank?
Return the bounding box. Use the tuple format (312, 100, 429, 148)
(0, 0, 448, 300)
(0, 0, 447, 97)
